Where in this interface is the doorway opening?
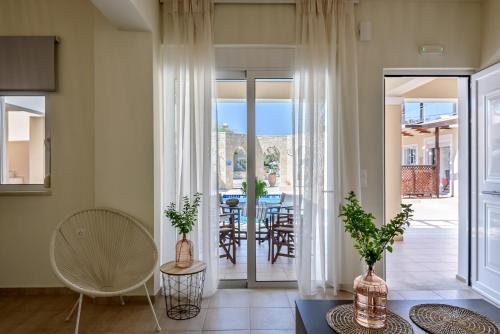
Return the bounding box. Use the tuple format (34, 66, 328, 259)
(384, 76, 470, 293)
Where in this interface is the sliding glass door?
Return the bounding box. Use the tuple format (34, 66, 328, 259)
(255, 79, 295, 282)
(216, 71, 296, 287)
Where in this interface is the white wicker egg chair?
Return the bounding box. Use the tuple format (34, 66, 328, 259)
(50, 208, 161, 334)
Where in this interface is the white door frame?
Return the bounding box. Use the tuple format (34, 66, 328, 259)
(216, 69, 297, 288)
(382, 68, 472, 284)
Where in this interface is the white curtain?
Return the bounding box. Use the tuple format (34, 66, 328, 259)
(294, 0, 361, 296)
(162, 0, 218, 296)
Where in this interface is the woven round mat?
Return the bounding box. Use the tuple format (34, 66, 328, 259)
(409, 304, 499, 334)
(326, 304, 414, 334)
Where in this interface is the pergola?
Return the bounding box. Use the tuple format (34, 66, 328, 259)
(402, 116, 458, 198)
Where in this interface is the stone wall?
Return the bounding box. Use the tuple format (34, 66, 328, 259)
(217, 132, 293, 191)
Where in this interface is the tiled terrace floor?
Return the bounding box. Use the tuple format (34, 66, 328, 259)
(219, 240, 296, 281)
(386, 196, 467, 291)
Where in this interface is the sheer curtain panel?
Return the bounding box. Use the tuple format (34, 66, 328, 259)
(293, 0, 361, 296)
(162, 0, 218, 296)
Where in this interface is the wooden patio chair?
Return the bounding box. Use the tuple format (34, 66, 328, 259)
(271, 210, 295, 264)
(219, 213, 237, 264)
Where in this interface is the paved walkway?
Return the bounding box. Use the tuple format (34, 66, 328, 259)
(386, 196, 467, 292)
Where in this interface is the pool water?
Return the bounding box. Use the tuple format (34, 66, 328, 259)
(222, 194, 281, 204)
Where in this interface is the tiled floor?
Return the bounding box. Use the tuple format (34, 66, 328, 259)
(219, 240, 296, 281)
(387, 197, 467, 291)
(0, 287, 483, 333)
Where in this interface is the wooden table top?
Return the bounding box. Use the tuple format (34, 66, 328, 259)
(295, 299, 500, 334)
(160, 260, 207, 275)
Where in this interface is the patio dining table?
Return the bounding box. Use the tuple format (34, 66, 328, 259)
(221, 203, 285, 241)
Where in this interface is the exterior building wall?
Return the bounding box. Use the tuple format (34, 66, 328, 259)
(385, 104, 403, 224)
(401, 127, 459, 195)
(29, 116, 45, 184)
(402, 128, 457, 165)
(217, 132, 293, 192)
(6, 141, 29, 183)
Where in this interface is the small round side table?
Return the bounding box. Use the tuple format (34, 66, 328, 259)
(160, 260, 207, 320)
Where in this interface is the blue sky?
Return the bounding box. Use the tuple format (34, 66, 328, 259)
(404, 102, 455, 123)
(217, 101, 292, 135)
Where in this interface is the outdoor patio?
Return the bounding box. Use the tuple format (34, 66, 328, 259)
(219, 239, 296, 281)
(218, 192, 296, 281)
(386, 196, 467, 292)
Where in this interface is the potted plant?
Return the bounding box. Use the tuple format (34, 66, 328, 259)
(241, 177, 268, 202)
(339, 191, 413, 329)
(267, 164, 279, 187)
(165, 192, 202, 268)
(264, 147, 280, 187)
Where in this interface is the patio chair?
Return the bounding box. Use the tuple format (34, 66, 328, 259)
(220, 203, 246, 244)
(257, 195, 289, 247)
(271, 211, 295, 264)
(219, 213, 237, 264)
(50, 208, 161, 334)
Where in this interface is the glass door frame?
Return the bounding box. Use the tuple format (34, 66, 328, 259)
(217, 69, 297, 288)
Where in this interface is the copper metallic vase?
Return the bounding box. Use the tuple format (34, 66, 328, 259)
(175, 234, 193, 268)
(353, 268, 388, 329)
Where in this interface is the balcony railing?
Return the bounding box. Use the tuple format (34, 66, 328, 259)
(401, 165, 438, 198)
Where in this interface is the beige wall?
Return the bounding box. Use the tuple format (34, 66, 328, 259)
(384, 104, 402, 222)
(0, 0, 159, 290)
(480, 0, 500, 68)
(214, 4, 295, 45)
(93, 13, 154, 236)
(355, 0, 480, 280)
(0, 0, 95, 287)
(357, 0, 480, 221)
(93, 12, 157, 292)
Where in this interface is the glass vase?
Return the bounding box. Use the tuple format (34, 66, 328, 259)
(175, 234, 193, 268)
(353, 268, 388, 329)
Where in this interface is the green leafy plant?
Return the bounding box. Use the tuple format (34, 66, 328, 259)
(339, 191, 413, 270)
(264, 146, 280, 174)
(165, 193, 202, 235)
(241, 177, 268, 198)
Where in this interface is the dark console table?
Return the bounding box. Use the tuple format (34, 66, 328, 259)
(296, 299, 500, 334)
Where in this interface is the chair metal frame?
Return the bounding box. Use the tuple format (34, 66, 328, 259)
(50, 208, 161, 334)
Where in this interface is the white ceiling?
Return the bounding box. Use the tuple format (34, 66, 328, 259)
(91, 0, 152, 31)
(385, 77, 436, 97)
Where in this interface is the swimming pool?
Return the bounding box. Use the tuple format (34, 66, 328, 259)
(222, 194, 282, 204)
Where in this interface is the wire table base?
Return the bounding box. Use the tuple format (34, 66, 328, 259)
(161, 261, 207, 320)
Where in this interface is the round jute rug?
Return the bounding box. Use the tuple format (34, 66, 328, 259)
(326, 304, 414, 334)
(409, 304, 499, 334)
